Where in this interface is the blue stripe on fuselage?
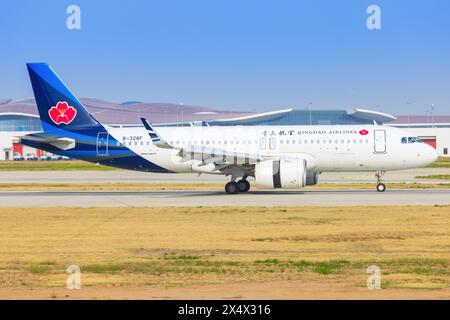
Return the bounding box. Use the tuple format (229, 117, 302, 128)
(21, 129, 171, 173)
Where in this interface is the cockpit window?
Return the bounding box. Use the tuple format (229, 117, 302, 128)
(402, 137, 422, 144)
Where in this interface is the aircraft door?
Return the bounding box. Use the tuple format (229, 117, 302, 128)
(269, 137, 276, 150)
(97, 132, 109, 156)
(374, 129, 386, 154)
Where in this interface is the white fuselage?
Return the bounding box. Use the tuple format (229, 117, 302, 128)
(106, 124, 438, 174)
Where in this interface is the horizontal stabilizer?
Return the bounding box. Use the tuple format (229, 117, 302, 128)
(18, 133, 76, 150)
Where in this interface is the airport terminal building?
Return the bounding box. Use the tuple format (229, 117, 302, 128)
(0, 100, 449, 160)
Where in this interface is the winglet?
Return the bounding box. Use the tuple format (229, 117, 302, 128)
(140, 118, 172, 148)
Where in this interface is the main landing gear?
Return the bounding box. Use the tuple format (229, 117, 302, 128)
(225, 178, 251, 194)
(375, 171, 386, 192)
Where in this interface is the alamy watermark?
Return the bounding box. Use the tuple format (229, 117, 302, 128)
(66, 265, 81, 290)
(367, 4, 381, 30)
(367, 265, 381, 289)
(66, 5, 81, 30)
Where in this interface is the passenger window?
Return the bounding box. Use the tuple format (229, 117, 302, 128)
(260, 137, 266, 150)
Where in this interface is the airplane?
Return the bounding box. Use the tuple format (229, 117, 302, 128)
(19, 63, 438, 194)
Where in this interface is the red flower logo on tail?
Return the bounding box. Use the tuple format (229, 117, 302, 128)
(359, 129, 369, 136)
(48, 101, 77, 125)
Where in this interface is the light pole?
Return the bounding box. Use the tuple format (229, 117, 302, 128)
(406, 102, 411, 128)
(306, 102, 313, 125)
(430, 104, 435, 128)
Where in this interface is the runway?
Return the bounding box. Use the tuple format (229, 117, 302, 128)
(0, 189, 449, 207)
(1, 168, 449, 183)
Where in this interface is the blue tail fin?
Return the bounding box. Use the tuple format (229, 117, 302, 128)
(26, 63, 101, 132)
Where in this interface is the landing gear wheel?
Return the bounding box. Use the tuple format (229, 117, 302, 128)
(375, 171, 386, 192)
(225, 181, 239, 194)
(237, 180, 251, 192)
(376, 183, 386, 192)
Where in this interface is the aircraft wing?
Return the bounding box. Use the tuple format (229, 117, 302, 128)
(139, 117, 309, 174)
(177, 145, 263, 165)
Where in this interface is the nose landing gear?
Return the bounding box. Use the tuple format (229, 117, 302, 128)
(375, 171, 386, 192)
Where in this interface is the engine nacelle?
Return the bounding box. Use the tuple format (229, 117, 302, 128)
(305, 171, 320, 186)
(255, 159, 307, 188)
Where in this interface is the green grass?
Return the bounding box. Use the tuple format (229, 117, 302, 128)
(18, 255, 449, 290)
(82, 263, 128, 274)
(426, 157, 450, 168)
(312, 260, 349, 275)
(0, 160, 119, 171)
(415, 175, 450, 180)
(26, 264, 53, 274)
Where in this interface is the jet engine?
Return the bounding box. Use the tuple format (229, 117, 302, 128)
(305, 171, 320, 186)
(255, 159, 307, 188)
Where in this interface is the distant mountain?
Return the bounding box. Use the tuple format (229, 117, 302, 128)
(0, 98, 251, 124)
(119, 101, 143, 106)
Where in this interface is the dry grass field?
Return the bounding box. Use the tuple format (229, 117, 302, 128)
(0, 205, 448, 299)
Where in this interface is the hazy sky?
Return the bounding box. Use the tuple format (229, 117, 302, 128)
(1, 0, 449, 114)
